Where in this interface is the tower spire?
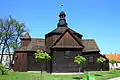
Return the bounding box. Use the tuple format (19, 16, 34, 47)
(57, 6, 68, 27)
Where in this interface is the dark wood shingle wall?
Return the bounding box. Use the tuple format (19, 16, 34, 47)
(52, 50, 82, 72)
(13, 52, 27, 71)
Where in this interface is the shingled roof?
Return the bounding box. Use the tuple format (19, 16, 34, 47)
(51, 29, 83, 48)
(46, 27, 83, 37)
(15, 38, 45, 51)
(16, 38, 99, 52)
(82, 39, 100, 52)
(47, 27, 79, 34)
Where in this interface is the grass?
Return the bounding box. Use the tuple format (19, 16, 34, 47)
(0, 70, 120, 80)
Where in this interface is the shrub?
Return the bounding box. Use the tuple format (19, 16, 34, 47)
(0, 64, 8, 75)
(74, 55, 86, 73)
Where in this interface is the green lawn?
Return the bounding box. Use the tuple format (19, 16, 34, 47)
(0, 70, 120, 80)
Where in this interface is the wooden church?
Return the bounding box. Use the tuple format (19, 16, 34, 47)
(13, 11, 109, 72)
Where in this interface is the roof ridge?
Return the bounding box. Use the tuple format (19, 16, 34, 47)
(82, 39, 95, 41)
(31, 38, 45, 40)
(104, 54, 120, 55)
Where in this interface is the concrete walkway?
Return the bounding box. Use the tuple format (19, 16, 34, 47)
(27, 71, 84, 75)
(27, 71, 120, 80)
(108, 77, 120, 80)
(51, 72, 83, 75)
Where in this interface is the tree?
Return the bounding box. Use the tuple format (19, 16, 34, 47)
(110, 60, 117, 69)
(0, 18, 6, 63)
(97, 57, 106, 71)
(35, 50, 51, 80)
(74, 55, 86, 73)
(0, 16, 27, 68)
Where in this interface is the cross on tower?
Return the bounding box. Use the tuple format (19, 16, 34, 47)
(61, 4, 64, 11)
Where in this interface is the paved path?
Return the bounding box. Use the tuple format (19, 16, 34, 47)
(108, 77, 120, 80)
(51, 72, 83, 75)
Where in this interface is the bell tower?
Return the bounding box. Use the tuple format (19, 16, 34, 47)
(57, 11, 68, 27)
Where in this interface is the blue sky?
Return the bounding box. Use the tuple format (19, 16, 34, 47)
(0, 0, 120, 54)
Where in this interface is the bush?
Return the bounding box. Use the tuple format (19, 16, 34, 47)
(0, 64, 8, 75)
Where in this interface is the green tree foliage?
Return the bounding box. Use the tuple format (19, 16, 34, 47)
(97, 57, 106, 71)
(74, 55, 86, 73)
(35, 50, 51, 62)
(0, 16, 27, 68)
(110, 60, 117, 69)
(97, 57, 106, 64)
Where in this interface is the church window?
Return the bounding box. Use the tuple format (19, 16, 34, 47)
(52, 56, 56, 64)
(88, 56, 94, 63)
(64, 51, 70, 58)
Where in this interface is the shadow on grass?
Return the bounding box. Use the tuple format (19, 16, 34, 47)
(94, 74, 102, 76)
(73, 76, 83, 80)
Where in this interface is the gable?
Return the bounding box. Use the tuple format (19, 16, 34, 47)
(52, 30, 83, 48)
